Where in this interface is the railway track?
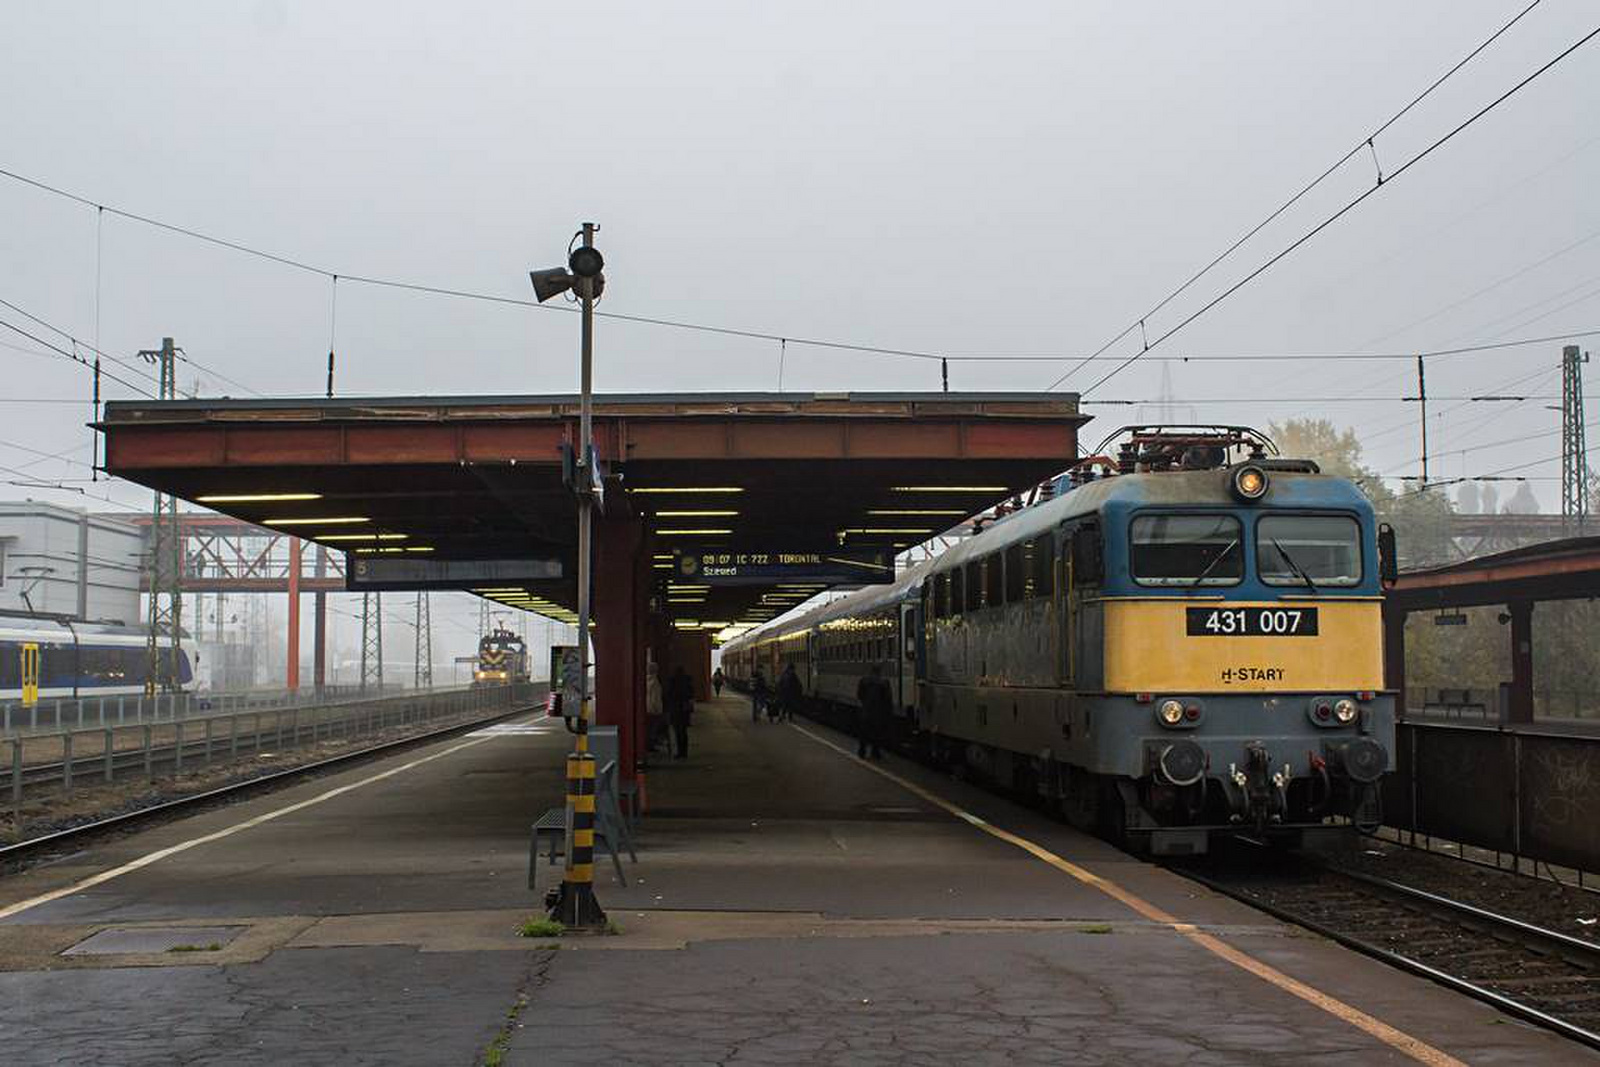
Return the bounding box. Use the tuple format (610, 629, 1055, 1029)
(1178, 852, 1600, 1051)
(0, 698, 539, 870)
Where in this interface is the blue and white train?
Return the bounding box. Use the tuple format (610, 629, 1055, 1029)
(0, 620, 195, 701)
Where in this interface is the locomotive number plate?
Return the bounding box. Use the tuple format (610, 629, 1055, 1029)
(1186, 606, 1319, 636)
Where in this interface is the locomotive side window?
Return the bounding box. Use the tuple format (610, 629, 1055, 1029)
(1130, 514, 1242, 586)
(1257, 515, 1362, 586)
(1029, 537, 1055, 597)
(933, 573, 948, 618)
(950, 567, 965, 614)
(1003, 544, 1026, 602)
(983, 554, 1003, 606)
(964, 561, 983, 612)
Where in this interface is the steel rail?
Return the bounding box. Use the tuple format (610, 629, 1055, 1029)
(0, 694, 542, 868)
(1178, 861, 1600, 1052)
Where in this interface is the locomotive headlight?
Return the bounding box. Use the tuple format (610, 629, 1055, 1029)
(1232, 465, 1269, 501)
(1333, 698, 1358, 724)
(1157, 699, 1186, 727)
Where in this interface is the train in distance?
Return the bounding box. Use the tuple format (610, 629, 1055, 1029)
(722, 425, 1395, 856)
(474, 626, 531, 686)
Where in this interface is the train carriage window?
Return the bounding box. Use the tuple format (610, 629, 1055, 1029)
(1257, 514, 1362, 587)
(964, 561, 983, 612)
(949, 567, 965, 615)
(984, 554, 1003, 605)
(1130, 514, 1242, 586)
(1004, 544, 1026, 602)
(0, 642, 18, 688)
(1028, 537, 1055, 597)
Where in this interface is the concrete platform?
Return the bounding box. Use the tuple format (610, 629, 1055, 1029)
(0, 695, 1591, 1065)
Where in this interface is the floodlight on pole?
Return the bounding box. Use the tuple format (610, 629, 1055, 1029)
(529, 267, 574, 304)
(532, 222, 608, 931)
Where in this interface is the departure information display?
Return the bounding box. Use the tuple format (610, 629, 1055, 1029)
(673, 547, 894, 585)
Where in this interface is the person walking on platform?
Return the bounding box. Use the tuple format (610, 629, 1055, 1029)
(712, 667, 725, 697)
(750, 669, 769, 724)
(666, 665, 695, 759)
(645, 661, 666, 756)
(776, 663, 802, 723)
(854, 664, 892, 760)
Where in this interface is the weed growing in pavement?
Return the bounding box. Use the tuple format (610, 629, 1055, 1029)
(1076, 924, 1113, 935)
(168, 942, 223, 952)
(604, 919, 622, 936)
(517, 917, 566, 938)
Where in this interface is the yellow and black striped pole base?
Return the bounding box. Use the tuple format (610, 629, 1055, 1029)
(549, 749, 607, 928)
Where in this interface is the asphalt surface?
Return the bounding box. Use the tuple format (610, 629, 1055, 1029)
(0, 697, 1592, 1065)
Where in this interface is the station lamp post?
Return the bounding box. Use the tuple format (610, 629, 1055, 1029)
(530, 224, 608, 928)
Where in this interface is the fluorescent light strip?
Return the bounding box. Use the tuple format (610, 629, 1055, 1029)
(198, 492, 322, 503)
(653, 510, 739, 517)
(266, 516, 369, 525)
(867, 509, 966, 516)
(631, 487, 745, 494)
(656, 528, 733, 535)
(318, 533, 409, 542)
(890, 486, 1006, 493)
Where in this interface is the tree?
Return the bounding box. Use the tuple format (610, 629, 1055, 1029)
(1267, 419, 1375, 485)
(1268, 417, 1455, 568)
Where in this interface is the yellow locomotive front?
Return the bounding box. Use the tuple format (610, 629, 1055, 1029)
(1075, 456, 1394, 852)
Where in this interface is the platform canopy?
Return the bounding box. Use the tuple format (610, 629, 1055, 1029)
(101, 392, 1085, 632)
(1387, 535, 1600, 611)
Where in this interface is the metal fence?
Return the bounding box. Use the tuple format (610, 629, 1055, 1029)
(1405, 687, 1600, 723)
(6, 682, 541, 823)
(1384, 719, 1600, 879)
(1, 683, 427, 735)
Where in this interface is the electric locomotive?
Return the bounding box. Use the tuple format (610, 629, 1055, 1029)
(473, 626, 530, 686)
(722, 426, 1395, 855)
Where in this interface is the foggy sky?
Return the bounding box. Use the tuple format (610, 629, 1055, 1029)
(2, 1, 1596, 658)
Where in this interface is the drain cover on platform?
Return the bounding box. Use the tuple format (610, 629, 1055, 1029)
(62, 926, 246, 956)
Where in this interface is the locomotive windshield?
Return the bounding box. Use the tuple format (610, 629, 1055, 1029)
(1130, 514, 1242, 586)
(1257, 514, 1362, 587)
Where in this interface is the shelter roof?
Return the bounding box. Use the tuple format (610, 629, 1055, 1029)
(101, 391, 1084, 632)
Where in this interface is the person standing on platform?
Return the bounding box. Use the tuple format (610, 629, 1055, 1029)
(776, 663, 802, 723)
(712, 667, 725, 697)
(666, 665, 695, 760)
(750, 669, 769, 724)
(645, 661, 665, 756)
(854, 664, 892, 760)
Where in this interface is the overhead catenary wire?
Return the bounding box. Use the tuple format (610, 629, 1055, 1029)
(0, 317, 155, 397)
(3, 162, 1600, 379)
(1047, 0, 1552, 392)
(0, 295, 159, 388)
(1058, 19, 1600, 398)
